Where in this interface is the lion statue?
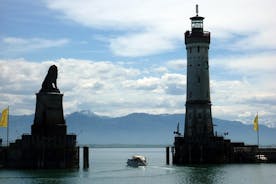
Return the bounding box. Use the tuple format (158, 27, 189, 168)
(39, 65, 60, 93)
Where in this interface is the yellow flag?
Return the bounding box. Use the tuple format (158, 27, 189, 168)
(0, 107, 9, 127)
(253, 114, 258, 131)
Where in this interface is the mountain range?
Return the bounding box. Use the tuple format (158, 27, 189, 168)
(1, 111, 276, 146)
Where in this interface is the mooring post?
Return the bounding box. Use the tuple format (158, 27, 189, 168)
(83, 146, 89, 169)
(166, 146, 170, 165)
(77, 146, 80, 168)
(171, 146, 175, 164)
(188, 144, 192, 163)
(200, 145, 203, 163)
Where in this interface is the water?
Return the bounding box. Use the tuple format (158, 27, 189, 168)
(1, 148, 276, 184)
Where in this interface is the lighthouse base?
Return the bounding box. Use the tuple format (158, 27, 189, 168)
(172, 136, 268, 164)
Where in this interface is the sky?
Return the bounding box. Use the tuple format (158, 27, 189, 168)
(0, 0, 276, 127)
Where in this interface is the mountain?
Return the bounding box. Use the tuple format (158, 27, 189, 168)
(65, 112, 182, 145)
(1, 112, 276, 146)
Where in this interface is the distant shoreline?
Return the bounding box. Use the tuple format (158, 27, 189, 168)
(77, 144, 276, 148)
(78, 144, 173, 148)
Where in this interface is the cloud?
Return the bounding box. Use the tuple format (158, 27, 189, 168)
(216, 53, 276, 74)
(110, 32, 176, 57)
(206, 51, 276, 127)
(0, 58, 186, 117)
(161, 73, 186, 95)
(167, 59, 187, 70)
(123, 77, 160, 91)
(1, 37, 69, 54)
(1, 55, 276, 127)
(244, 95, 276, 106)
(122, 73, 186, 96)
(44, 0, 276, 57)
(211, 52, 276, 95)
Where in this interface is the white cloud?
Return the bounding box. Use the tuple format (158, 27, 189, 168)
(215, 53, 276, 74)
(161, 73, 186, 95)
(167, 59, 187, 70)
(211, 52, 276, 95)
(44, 0, 276, 56)
(0, 58, 185, 117)
(1, 37, 69, 53)
(110, 32, 176, 57)
(123, 77, 161, 91)
(1, 55, 276, 127)
(153, 66, 168, 74)
(209, 52, 276, 126)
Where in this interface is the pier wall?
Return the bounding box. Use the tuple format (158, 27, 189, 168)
(173, 136, 276, 164)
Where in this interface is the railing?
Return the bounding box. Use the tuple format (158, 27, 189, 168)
(185, 31, 210, 44)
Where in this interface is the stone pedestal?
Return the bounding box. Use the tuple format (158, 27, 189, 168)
(27, 91, 78, 168)
(32, 92, 66, 136)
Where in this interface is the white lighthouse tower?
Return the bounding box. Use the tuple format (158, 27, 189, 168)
(184, 5, 214, 139)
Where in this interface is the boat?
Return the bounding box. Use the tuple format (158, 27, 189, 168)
(255, 154, 268, 162)
(127, 155, 147, 167)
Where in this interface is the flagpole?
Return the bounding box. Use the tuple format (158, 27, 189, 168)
(257, 125, 259, 147)
(257, 112, 259, 148)
(7, 106, 9, 146)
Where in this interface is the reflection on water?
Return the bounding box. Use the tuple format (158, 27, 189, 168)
(0, 169, 80, 184)
(1, 148, 276, 184)
(175, 165, 223, 184)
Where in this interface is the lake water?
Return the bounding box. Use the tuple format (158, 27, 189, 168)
(1, 148, 276, 184)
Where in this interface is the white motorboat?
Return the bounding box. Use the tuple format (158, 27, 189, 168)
(127, 155, 147, 167)
(255, 154, 268, 162)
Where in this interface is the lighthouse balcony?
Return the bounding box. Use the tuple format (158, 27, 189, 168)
(185, 31, 210, 44)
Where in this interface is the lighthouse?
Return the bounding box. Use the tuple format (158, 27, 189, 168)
(173, 5, 229, 164)
(184, 5, 213, 139)
(171, 5, 276, 165)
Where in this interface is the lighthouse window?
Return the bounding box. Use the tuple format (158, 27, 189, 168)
(197, 46, 200, 53)
(192, 20, 203, 29)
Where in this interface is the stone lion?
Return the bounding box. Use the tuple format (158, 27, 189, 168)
(40, 65, 60, 93)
